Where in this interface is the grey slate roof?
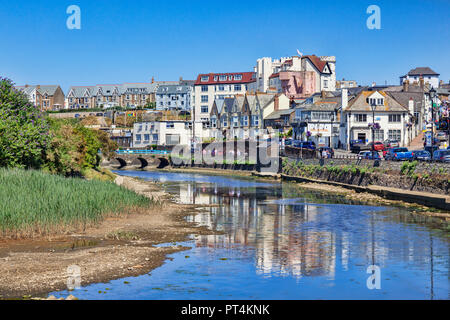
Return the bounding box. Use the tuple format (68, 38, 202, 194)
(68, 86, 95, 97)
(120, 83, 158, 95)
(156, 84, 192, 95)
(346, 90, 408, 112)
(214, 99, 225, 114)
(16, 85, 60, 96)
(265, 109, 294, 120)
(387, 91, 425, 112)
(406, 67, 439, 76)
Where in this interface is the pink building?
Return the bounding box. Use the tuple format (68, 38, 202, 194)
(269, 71, 316, 99)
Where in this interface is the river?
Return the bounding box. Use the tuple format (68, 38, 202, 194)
(52, 170, 449, 300)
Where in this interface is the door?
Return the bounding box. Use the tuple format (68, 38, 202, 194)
(357, 133, 366, 143)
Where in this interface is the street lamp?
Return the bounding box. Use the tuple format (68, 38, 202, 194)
(330, 111, 335, 149)
(429, 87, 437, 152)
(370, 101, 377, 155)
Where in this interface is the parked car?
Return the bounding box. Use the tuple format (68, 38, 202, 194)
(74, 114, 80, 118)
(351, 140, 370, 153)
(293, 141, 316, 150)
(318, 147, 334, 158)
(96, 112, 104, 117)
(384, 147, 414, 161)
(433, 149, 450, 162)
(436, 131, 448, 141)
(368, 141, 385, 152)
(359, 151, 381, 160)
(383, 139, 400, 148)
(413, 150, 431, 161)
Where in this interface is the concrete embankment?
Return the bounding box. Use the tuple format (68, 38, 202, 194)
(282, 174, 450, 214)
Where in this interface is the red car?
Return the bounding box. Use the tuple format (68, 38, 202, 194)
(383, 147, 393, 158)
(368, 141, 385, 152)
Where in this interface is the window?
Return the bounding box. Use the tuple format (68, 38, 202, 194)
(243, 115, 248, 126)
(214, 76, 218, 81)
(218, 85, 225, 91)
(252, 115, 259, 127)
(374, 129, 384, 141)
(211, 117, 217, 128)
(354, 114, 367, 122)
(201, 76, 209, 82)
(201, 85, 208, 92)
(324, 80, 328, 88)
(377, 98, 384, 105)
(166, 134, 180, 145)
(219, 75, 227, 81)
(166, 122, 174, 129)
(201, 106, 208, 113)
(234, 85, 242, 91)
(222, 117, 228, 127)
(388, 130, 401, 141)
(312, 111, 333, 121)
(388, 114, 401, 123)
(229, 75, 233, 81)
(152, 134, 158, 141)
(233, 116, 239, 127)
(234, 74, 242, 81)
(135, 134, 141, 141)
(201, 95, 208, 103)
(144, 134, 150, 141)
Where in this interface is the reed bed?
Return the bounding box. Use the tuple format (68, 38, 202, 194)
(0, 168, 151, 238)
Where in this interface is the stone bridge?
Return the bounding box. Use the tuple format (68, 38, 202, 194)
(102, 153, 171, 169)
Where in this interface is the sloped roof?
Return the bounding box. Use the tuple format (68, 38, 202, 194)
(119, 83, 158, 94)
(265, 109, 294, 120)
(16, 85, 60, 96)
(213, 99, 225, 114)
(195, 72, 255, 85)
(406, 67, 439, 76)
(68, 86, 95, 97)
(246, 94, 259, 113)
(256, 93, 275, 109)
(386, 92, 425, 112)
(302, 55, 328, 73)
(156, 84, 192, 95)
(346, 90, 408, 112)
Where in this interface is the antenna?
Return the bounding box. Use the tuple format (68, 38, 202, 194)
(296, 49, 303, 57)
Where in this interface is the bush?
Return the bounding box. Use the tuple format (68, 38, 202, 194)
(0, 78, 50, 169)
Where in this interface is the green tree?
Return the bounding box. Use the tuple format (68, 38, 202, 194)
(0, 77, 50, 168)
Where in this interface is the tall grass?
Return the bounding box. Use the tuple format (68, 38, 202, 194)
(0, 168, 151, 238)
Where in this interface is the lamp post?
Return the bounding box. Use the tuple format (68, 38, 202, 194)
(330, 111, 335, 149)
(429, 87, 437, 152)
(370, 101, 376, 155)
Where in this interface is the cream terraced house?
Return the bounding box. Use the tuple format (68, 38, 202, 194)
(67, 83, 158, 109)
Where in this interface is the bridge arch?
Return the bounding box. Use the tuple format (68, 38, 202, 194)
(137, 157, 149, 169)
(157, 157, 170, 169)
(115, 157, 127, 169)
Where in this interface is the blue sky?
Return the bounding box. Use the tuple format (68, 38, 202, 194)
(1, 0, 449, 92)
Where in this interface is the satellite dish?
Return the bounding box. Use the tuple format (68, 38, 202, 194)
(296, 49, 303, 57)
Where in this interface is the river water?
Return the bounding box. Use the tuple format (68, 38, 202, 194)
(52, 170, 449, 300)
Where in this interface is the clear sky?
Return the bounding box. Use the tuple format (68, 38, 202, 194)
(1, 0, 449, 93)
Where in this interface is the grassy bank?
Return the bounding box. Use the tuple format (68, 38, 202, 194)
(0, 168, 151, 238)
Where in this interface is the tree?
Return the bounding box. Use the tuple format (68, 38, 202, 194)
(0, 77, 50, 168)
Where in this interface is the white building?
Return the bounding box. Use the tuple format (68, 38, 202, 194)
(400, 67, 440, 89)
(193, 72, 256, 124)
(341, 89, 415, 149)
(251, 54, 336, 94)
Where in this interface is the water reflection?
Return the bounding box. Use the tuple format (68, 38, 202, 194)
(104, 171, 450, 299)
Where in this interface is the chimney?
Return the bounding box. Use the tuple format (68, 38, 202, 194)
(179, 76, 183, 82)
(419, 75, 424, 89)
(408, 98, 414, 115)
(403, 79, 409, 92)
(25, 84, 29, 88)
(37, 85, 40, 89)
(274, 95, 279, 111)
(371, 82, 376, 87)
(151, 77, 155, 84)
(439, 80, 444, 87)
(341, 88, 348, 110)
(321, 90, 326, 98)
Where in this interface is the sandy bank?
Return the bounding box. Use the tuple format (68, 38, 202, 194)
(0, 176, 212, 299)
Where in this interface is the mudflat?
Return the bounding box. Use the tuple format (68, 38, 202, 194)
(0, 176, 212, 299)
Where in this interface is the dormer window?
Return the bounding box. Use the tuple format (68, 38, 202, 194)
(214, 76, 218, 81)
(219, 75, 227, 81)
(201, 76, 209, 82)
(234, 74, 242, 81)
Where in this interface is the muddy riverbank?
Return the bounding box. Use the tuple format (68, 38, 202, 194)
(0, 176, 214, 299)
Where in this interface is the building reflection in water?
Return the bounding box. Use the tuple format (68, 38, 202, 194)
(172, 179, 447, 297)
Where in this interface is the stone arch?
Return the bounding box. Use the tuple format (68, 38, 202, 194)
(157, 157, 170, 169)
